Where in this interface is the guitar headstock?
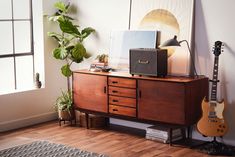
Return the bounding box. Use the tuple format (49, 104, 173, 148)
(213, 41, 223, 56)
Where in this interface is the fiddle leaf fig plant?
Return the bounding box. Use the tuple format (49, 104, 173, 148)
(47, 1, 94, 120)
(47, 1, 95, 88)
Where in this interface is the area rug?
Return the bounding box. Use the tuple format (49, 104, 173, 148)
(0, 141, 108, 157)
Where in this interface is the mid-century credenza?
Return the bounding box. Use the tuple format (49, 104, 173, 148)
(73, 70, 208, 131)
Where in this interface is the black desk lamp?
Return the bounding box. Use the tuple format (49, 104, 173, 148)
(161, 35, 198, 77)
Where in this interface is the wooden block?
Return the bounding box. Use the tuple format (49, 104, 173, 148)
(80, 113, 106, 128)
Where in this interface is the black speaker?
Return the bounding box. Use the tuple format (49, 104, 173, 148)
(129, 48, 167, 77)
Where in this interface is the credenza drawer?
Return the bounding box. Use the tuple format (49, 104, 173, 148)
(109, 86, 136, 98)
(108, 77, 136, 88)
(109, 95, 136, 108)
(109, 105, 136, 117)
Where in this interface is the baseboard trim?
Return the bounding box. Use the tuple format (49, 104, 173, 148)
(0, 112, 57, 132)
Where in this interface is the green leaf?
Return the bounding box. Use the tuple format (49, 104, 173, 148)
(54, 90, 73, 111)
(81, 27, 95, 39)
(64, 15, 74, 20)
(48, 15, 61, 22)
(58, 18, 79, 35)
(52, 47, 67, 60)
(61, 64, 72, 77)
(54, 1, 68, 13)
(71, 43, 87, 63)
(66, 46, 75, 51)
(47, 32, 63, 42)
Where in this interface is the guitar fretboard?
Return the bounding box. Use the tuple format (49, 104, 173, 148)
(210, 56, 219, 101)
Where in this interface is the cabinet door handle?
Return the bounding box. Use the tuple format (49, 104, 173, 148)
(113, 109, 118, 111)
(139, 90, 142, 98)
(112, 90, 118, 93)
(112, 81, 118, 84)
(104, 86, 107, 93)
(112, 99, 119, 102)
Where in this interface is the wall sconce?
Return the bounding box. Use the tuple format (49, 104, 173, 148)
(161, 35, 198, 77)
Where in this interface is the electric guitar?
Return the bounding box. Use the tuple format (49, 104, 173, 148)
(197, 41, 228, 137)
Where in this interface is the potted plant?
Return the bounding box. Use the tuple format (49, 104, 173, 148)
(96, 54, 109, 63)
(54, 90, 74, 122)
(47, 1, 95, 121)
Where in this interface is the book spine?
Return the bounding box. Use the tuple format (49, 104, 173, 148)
(146, 135, 183, 143)
(146, 128, 181, 136)
(146, 129, 168, 136)
(146, 133, 182, 139)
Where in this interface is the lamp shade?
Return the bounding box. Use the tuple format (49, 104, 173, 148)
(161, 35, 181, 47)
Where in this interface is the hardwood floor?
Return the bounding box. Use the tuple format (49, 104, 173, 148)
(0, 121, 225, 157)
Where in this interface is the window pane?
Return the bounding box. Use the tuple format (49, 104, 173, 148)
(0, 0, 12, 19)
(0, 58, 15, 94)
(16, 56, 33, 90)
(13, 0, 30, 19)
(14, 21, 31, 53)
(0, 22, 13, 55)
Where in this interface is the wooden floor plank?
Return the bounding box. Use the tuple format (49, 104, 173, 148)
(0, 121, 226, 157)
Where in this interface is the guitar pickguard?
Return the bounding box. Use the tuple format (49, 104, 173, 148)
(210, 101, 225, 119)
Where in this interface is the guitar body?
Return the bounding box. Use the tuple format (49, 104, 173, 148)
(197, 98, 228, 137)
(197, 41, 228, 137)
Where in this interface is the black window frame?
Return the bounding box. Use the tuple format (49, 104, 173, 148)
(0, 0, 34, 90)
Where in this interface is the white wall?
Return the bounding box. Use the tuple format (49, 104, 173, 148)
(75, 0, 235, 146)
(193, 0, 235, 146)
(71, 0, 131, 70)
(0, 0, 67, 132)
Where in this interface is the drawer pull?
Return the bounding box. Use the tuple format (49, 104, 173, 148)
(112, 81, 118, 84)
(112, 99, 119, 102)
(112, 90, 118, 93)
(138, 60, 149, 64)
(113, 109, 118, 111)
(104, 86, 107, 93)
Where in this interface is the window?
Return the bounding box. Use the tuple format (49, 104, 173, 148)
(0, 0, 35, 94)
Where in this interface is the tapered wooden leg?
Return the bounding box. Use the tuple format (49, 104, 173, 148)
(169, 128, 173, 146)
(105, 117, 110, 127)
(187, 126, 191, 139)
(181, 128, 186, 139)
(85, 113, 89, 129)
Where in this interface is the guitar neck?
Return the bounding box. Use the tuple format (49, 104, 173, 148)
(210, 56, 219, 101)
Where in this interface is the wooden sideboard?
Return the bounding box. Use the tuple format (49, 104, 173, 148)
(73, 70, 208, 126)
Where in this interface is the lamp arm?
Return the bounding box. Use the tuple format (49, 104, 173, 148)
(179, 40, 198, 77)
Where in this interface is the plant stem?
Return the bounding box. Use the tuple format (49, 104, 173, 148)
(65, 59, 71, 92)
(67, 76, 71, 92)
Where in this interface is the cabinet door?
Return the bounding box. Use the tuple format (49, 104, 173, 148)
(73, 73, 108, 113)
(138, 80, 185, 124)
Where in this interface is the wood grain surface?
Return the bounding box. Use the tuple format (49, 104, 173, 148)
(0, 121, 219, 157)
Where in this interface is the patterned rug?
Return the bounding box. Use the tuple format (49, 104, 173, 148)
(0, 141, 108, 157)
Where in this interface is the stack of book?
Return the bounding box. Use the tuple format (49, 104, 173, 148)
(145, 125, 183, 143)
(89, 62, 108, 72)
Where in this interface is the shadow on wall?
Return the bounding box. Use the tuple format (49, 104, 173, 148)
(224, 43, 235, 57)
(194, 0, 211, 76)
(220, 43, 235, 143)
